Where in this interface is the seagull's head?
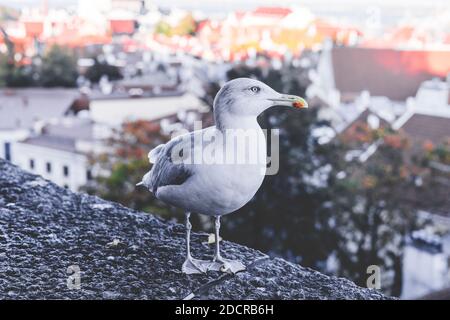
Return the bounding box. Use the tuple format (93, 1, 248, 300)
(213, 78, 308, 118)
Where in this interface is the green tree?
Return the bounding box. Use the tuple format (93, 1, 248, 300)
(0, 53, 36, 87)
(155, 21, 171, 36)
(0, 52, 13, 86)
(155, 13, 197, 37)
(213, 61, 428, 295)
(221, 62, 340, 268)
(329, 127, 430, 296)
(85, 58, 122, 84)
(82, 120, 182, 219)
(39, 45, 78, 87)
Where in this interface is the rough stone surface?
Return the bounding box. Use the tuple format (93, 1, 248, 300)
(0, 159, 391, 300)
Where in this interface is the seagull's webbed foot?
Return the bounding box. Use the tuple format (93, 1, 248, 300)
(209, 216, 246, 274)
(182, 257, 211, 275)
(208, 257, 246, 274)
(182, 211, 210, 275)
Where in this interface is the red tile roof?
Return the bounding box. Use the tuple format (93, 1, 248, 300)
(252, 7, 292, 17)
(24, 21, 44, 37)
(389, 26, 415, 43)
(110, 19, 135, 35)
(332, 47, 450, 100)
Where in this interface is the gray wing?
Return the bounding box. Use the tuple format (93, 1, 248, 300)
(144, 133, 195, 194)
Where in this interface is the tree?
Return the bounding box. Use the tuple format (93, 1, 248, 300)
(173, 13, 197, 36)
(329, 126, 431, 296)
(155, 21, 171, 36)
(0, 52, 13, 86)
(0, 50, 35, 87)
(85, 58, 122, 84)
(38, 45, 78, 87)
(207, 60, 428, 295)
(82, 120, 186, 220)
(155, 13, 197, 37)
(0, 42, 77, 88)
(221, 61, 340, 268)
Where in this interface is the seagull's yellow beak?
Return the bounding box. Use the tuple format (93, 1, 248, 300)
(269, 94, 309, 109)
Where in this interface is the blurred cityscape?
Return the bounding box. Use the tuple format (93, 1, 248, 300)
(0, 0, 449, 299)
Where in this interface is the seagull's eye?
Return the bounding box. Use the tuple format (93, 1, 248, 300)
(249, 86, 260, 94)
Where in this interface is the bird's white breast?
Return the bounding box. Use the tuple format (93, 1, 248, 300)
(156, 125, 267, 216)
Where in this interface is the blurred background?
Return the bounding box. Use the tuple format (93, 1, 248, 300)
(0, 0, 449, 299)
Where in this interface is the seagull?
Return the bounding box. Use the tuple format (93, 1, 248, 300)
(137, 78, 308, 274)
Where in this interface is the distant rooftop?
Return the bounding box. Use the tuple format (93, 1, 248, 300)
(21, 135, 77, 153)
(330, 46, 450, 101)
(252, 7, 292, 17)
(401, 113, 450, 146)
(43, 117, 95, 141)
(88, 93, 208, 127)
(0, 88, 80, 131)
(86, 72, 183, 101)
(20, 117, 96, 153)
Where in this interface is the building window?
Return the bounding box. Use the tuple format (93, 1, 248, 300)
(29, 159, 35, 170)
(63, 165, 69, 177)
(4, 142, 11, 161)
(46, 162, 52, 173)
(86, 169, 93, 181)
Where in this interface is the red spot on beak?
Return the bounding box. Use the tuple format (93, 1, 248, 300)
(293, 98, 308, 109)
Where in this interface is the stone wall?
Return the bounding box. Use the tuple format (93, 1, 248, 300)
(0, 159, 390, 299)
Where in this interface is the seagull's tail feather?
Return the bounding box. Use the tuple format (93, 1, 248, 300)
(140, 144, 166, 192)
(136, 171, 153, 190)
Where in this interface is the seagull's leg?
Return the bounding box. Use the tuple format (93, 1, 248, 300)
(209, 216, 246, 274)
(214, 216, 223, 261)
(181, 212, 209, 274)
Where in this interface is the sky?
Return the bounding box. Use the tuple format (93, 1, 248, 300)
(1, 0, 448, 24)
(2, 0, 449, 10)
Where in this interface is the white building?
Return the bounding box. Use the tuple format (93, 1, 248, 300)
(13, 117, 108, 191)
(0, 88, 79, 162)
(88, 93, 209, 127)
(402, 230, 450, 299)
(413, 78, 450, 116)
(14, 136, 90, 191)
(4, 87, 210, 191)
